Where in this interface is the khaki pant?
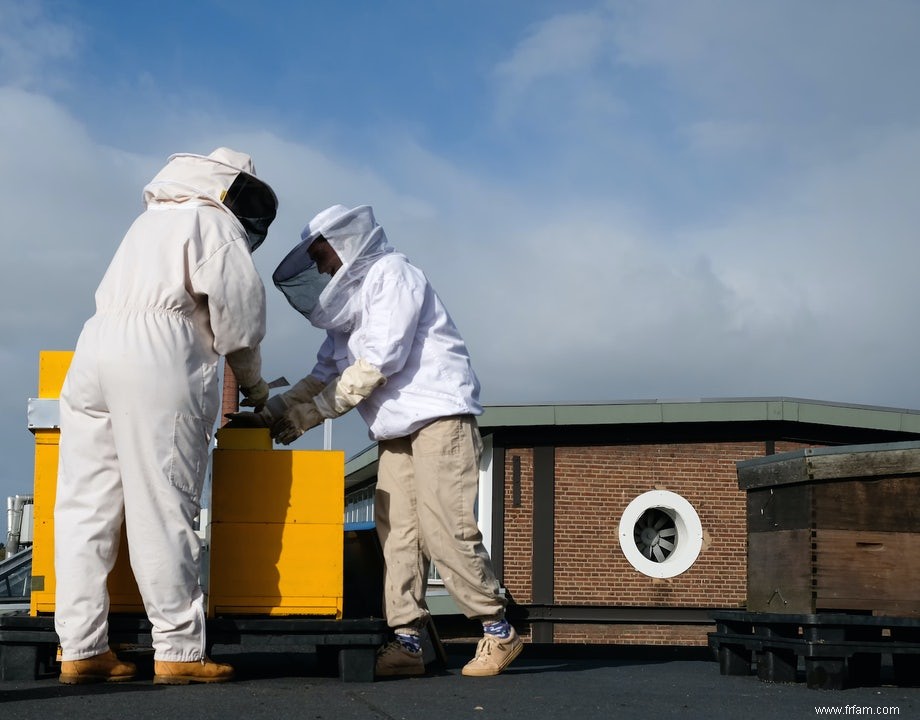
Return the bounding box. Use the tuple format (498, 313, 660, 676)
(375, 415, 506, 632)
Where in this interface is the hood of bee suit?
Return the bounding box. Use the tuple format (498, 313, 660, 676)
(143, 147, 278, 251)
(272, 204, 393, 331)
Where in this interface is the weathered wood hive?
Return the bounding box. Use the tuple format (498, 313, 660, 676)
(736, 440, 920, 617)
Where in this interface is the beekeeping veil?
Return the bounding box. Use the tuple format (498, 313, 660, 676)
(145, 147, 278, 252)
(272, 204, 393, 331)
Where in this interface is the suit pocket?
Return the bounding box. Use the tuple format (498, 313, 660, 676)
(168, 412, 212, 503)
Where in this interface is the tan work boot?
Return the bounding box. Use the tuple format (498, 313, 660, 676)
(59, 650, 137, 684)
(153, 657, 234, 684)
(461, 627, 523, 677)
(375, 640, 425, 677)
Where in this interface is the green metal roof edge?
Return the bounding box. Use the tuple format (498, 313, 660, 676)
(344, 397, 920, 483)
(344, 443, 379, 483)
(478, 396, 920, 431)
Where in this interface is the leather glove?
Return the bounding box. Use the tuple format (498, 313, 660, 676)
(282, 375, 326, 406)
(312, 359, 386, 419)
(223, 391, 291, 429)
(253, 374, 324, 418)
(239, 378, 270, 411)
(223, 410, 271, 428)
(271, 401, 324, 445)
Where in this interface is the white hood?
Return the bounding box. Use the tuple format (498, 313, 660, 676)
(273, 204, 394, 331)
(144, 147, 278, 252)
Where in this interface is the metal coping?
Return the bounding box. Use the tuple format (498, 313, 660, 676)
(344, 397, 920, 483)
(736, 438, 920, 469)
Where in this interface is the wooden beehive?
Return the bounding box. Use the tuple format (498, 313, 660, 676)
(208, 429, 345, 618)
(736, 441, 920, 618)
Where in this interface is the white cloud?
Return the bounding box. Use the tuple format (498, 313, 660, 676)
(494, 11, 613, 93)
(491, 8, 622, 132)
(683, 120, 768, 157)
(0, 0, 80, 90)
(5, 0, 920, 502)
(610, 0, 920, 146)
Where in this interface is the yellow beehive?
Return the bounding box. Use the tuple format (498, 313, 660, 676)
(208, 429, 344, 618)
(28, 353, 345, 620)
(29, 351, 143, 615)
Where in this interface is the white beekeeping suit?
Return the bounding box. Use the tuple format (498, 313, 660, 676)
(271, 204, 482, 442)
(54, 148, 277, 666)
(269, 205, 519, 680)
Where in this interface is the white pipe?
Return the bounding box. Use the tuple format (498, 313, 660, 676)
(323, 418, 332, 451)
(5, 494, 33, 556)
(5, 496, 13, 551)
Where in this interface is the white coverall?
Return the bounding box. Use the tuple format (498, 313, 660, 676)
(54, 149, 274, 662)
(272, 205, 506, 632)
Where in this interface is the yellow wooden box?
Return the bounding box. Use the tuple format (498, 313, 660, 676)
(208, 434, 345, 618)
(29, 353, 345, 620)
(29, 351, 143, 615)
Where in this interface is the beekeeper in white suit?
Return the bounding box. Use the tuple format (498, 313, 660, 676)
(54, 148, 277, 685)
(232, 204, 521, 678)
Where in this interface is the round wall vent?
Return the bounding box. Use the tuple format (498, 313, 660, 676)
(618, 490, 703, 578)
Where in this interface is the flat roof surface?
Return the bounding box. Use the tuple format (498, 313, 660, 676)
(1, 644, 918, 719)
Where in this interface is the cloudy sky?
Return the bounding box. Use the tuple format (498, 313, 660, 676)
(2, 0, 920, 503)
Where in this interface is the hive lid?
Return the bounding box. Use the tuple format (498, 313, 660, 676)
(736, 440, 920, 490)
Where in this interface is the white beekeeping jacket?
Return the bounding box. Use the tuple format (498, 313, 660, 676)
(274, 205, 481, 440)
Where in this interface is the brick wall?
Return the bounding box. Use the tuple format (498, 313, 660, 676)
(501, 440, 816, 645)
(553, 623, 711, 646)
(221, 364, 239, 425)
(503, 448, 535, 604)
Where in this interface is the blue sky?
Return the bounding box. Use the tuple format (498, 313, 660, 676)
(3, 0, 920, 502)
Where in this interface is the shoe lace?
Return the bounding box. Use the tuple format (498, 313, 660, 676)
(378, 641, 408, 658)
(473, 635, 497, 662)
(378, 642, 396, 657)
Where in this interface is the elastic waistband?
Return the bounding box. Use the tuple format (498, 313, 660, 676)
(94, 306, 194, 321)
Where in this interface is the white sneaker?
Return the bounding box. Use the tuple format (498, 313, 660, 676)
(461, 627, 523, 677)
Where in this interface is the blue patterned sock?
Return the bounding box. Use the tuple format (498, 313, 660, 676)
(483, 619, 511, 639)
(395, 632, 421, 653)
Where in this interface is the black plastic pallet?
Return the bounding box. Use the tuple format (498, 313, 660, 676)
(709, 610, 920, 690)
(0, 614, 388, 683)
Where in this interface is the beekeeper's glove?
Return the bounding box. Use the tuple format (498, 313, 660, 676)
(270, 361, 384, 445)
(271, 401, 324, 445)
(226, 375, 325, 430)
(226, 346, 264, 408)
(239, 378, 270, 411)
(224, 409, 272, 428)
(312, 359, 386, 419)
(276, 375, 325, 410)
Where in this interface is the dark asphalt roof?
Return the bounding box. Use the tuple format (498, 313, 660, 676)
(2, 643, 918, 720)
